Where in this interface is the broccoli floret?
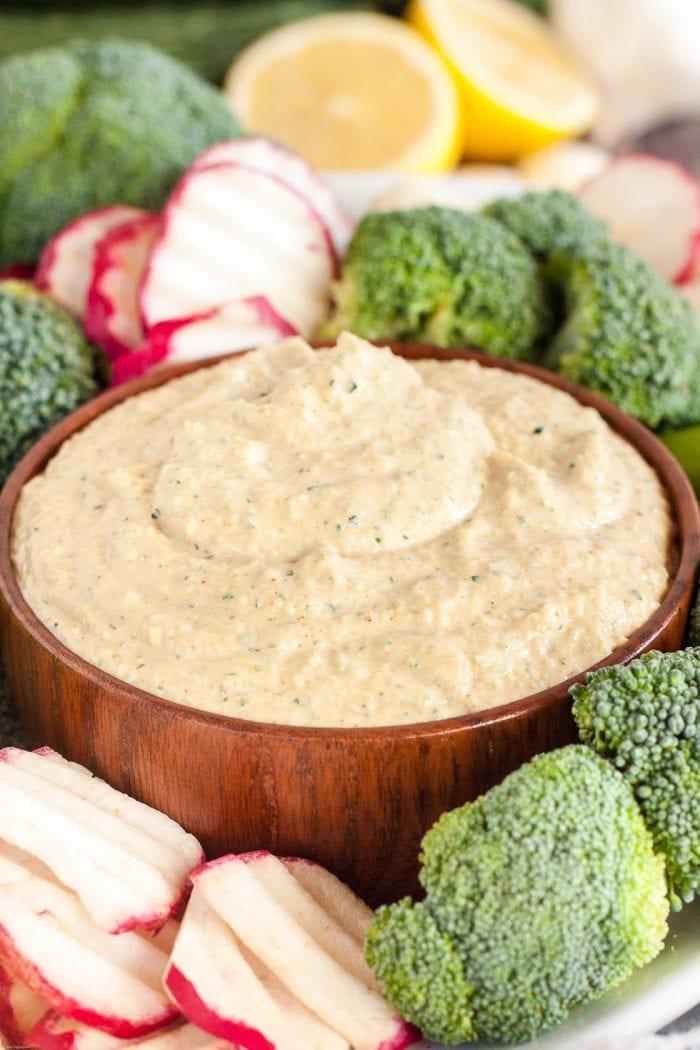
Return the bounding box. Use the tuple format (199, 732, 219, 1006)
(0, 39, 239, 265)
(367, 746, 668, 1044)
(0, 281, 100, 482)
(484, 189, 610, 259)
(544, 244, 700, 430)
(367, 900, 476, 1044)
(322, 207, 550, 360)
(572, 648, 700, 910)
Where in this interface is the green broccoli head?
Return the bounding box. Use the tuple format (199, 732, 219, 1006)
(544, 244, 700, 430)
(0, 39, 239, 266)
(367, 900, 476, 1045)
(0, 281, 100, 482)
(366, 745, 668, 1044)
(572, 648, 700, 909)
(322, 206, 550, 360)
(484, 189, 610, 260)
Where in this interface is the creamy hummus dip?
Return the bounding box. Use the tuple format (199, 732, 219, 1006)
(13, 334, 671, 727)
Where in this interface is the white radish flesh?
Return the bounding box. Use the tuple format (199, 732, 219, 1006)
(281, 857, 375, 951)
(578, 154, 700, 283)
(165, 890, 346, 1050)
(0, 876, 176, 1038)
(192, 853, 417, 1050)
(0, 748, 202, 934)
(139, 163, 335, 338)
(35, 206, 145, 319)
(192, 137, 353, 255)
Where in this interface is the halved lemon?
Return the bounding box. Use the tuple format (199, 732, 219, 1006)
(223, 12, 463, 172)
(408, 0, 601, 161)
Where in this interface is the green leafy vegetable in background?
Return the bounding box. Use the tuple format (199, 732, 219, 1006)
(0, 38, 239, 266)
(321, 206, 550, 360)
(0, 281, 101, 483)
(0, 1, 375, 83)
(366, 745, 668, 1044)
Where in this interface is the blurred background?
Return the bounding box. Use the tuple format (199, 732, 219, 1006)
(1, 0, 699, 176)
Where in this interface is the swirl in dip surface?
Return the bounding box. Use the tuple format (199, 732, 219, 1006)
(12, 334, 671, 727)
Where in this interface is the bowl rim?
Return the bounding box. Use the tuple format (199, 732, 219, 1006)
(1, 340, 699, 741)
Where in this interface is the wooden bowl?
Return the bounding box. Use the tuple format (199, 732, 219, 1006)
(1, 344, 699, 906)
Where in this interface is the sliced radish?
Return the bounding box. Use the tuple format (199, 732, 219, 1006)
(166, 852, 418, 1050)
(139, 163, 334, 339)
(112, 297, 295, 385)
(0, 875, 177, 1038)
(578, 154, 700, 283)
(26, 1012, 141, 1050)
(0, 958, 48, 1043)
(0, 748, 203, 935)
(26, 1015, 231, 1050)
(165, 889, 347, 1050)
(134, 1021, 232, 1050)
(85, 215, 161, 359)
(280, 857, 375, 948)
(191, 137, 353, 255)
(0, 848, 34, 885)
(0, 840, 59, 886)
(0, 263, 35, 282)
(35, 206, 146, 319)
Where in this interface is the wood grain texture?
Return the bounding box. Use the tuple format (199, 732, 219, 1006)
(1, 343, 698, 905)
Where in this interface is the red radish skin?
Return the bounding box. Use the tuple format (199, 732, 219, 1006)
(139, 163, 335, 338)
(579, 154, 700, 284)
(681, 268, 700, 311)
(191, 138, 354, 255)
(86, 215, 161, 359)
(26, 1016, 233, 1050)
(0, 263, 35, 281)
(108, 894, 189, 937)
(0, 748, 204, 935)
(675, 226, 700, 285)
(376, 1031, 418, 1050)
(189, 854, 419, 1050)
(165, 967, 272, 1050)
(25, 1012, 136, 1050)
(36, 207, 145, 319)
(188, 851, 272, 881)
(1, 749, 206, 865)
(0, 927, 177, 1039)
(112, 298, 295, 385)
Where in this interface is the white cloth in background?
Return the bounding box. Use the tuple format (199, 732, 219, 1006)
(551, 0, 700, 145)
